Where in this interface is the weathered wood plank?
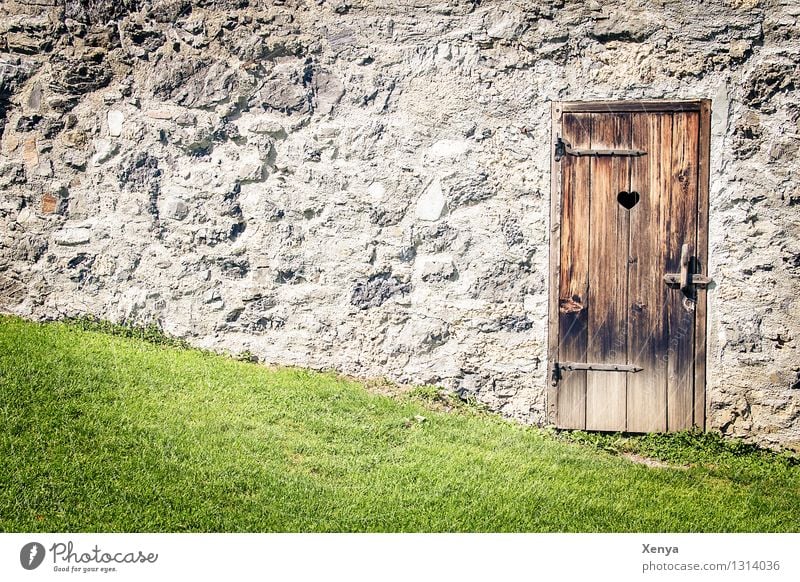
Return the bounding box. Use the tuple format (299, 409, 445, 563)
(586, 113, 630, 431)
(666, 111, 699, 431)
(561, 101, 703, 114)
(551, 101, 709, 434)
(556, 112, 592, 429)
(548, 102, 563, 426)
(626, 113, 669, 432)
(693, 100, 712, 430)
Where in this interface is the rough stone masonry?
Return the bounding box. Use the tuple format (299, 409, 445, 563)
(0, 0, 798, 449)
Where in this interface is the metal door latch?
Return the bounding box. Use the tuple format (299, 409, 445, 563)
(554, 136, 647, 162)
(663, 243, 712, 297)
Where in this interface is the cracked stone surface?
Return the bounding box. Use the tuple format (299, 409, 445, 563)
(0, 0, 799, 449)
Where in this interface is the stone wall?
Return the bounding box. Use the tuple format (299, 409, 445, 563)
(1, 0, 798, 449)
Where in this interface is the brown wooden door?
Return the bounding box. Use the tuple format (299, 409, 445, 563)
(548, 101, 711, 433)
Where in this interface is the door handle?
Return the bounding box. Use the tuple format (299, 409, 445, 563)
(680, 243, 691, 296)
(663, 243, 712, 297)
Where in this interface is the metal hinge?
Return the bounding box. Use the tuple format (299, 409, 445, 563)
(551, 361, 643, 385)
(554, 136, 647, 162)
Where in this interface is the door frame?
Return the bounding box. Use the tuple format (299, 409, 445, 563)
(547, 99, 712, 430)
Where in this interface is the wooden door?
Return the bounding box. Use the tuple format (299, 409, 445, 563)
(547, 100, 711, 432)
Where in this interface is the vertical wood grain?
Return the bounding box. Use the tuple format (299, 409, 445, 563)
(551, 100, 709, 435)
(586, 113, 630, 431)
(666, 111, 699, 431)
(556, 112, 592, 429)
(693, 100, 711, 430)
(548, 102, 563, 425)
(626, 113, 669, 432)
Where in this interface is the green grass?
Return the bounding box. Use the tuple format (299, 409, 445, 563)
(0, 315, 798, 532)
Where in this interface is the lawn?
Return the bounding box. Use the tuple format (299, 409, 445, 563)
(0, 315, 798, 532)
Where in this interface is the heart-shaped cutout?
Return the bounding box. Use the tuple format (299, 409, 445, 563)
(617, 190, 640, 210)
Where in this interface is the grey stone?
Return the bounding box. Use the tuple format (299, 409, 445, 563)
(498, 315, 535, 332)
(591, 13, 657, 42)
(178, 62, 236, 108)
(63, 149, 87, 170)
(351, 272, 411, 310)
(108, 110, 125, 137)
(248, 119, 286, 138)
(51, 54, 112, 98)
(6, 32, 50, 54)
(203, 288, 221, 304)
(416, 179, 447, 221)
(258, 78, 311, 114)
(420, 258, 457, 283)
(219, 258, 250, 279)
(117, 153, 161, 199)
(175, 112, 197, 126)
(314, 70, 345, 115)
(54, 227, 92, 246)
(444, 170, 493, 208)
(26, 83, 42, 110)
(163, 197, 189, 220)
(124, 21, 166, 53)
(744, 62, 798, 113)
(91, 139, 119, 165)
(477, 316, 536, 333)
(36, 159, 54, 177)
